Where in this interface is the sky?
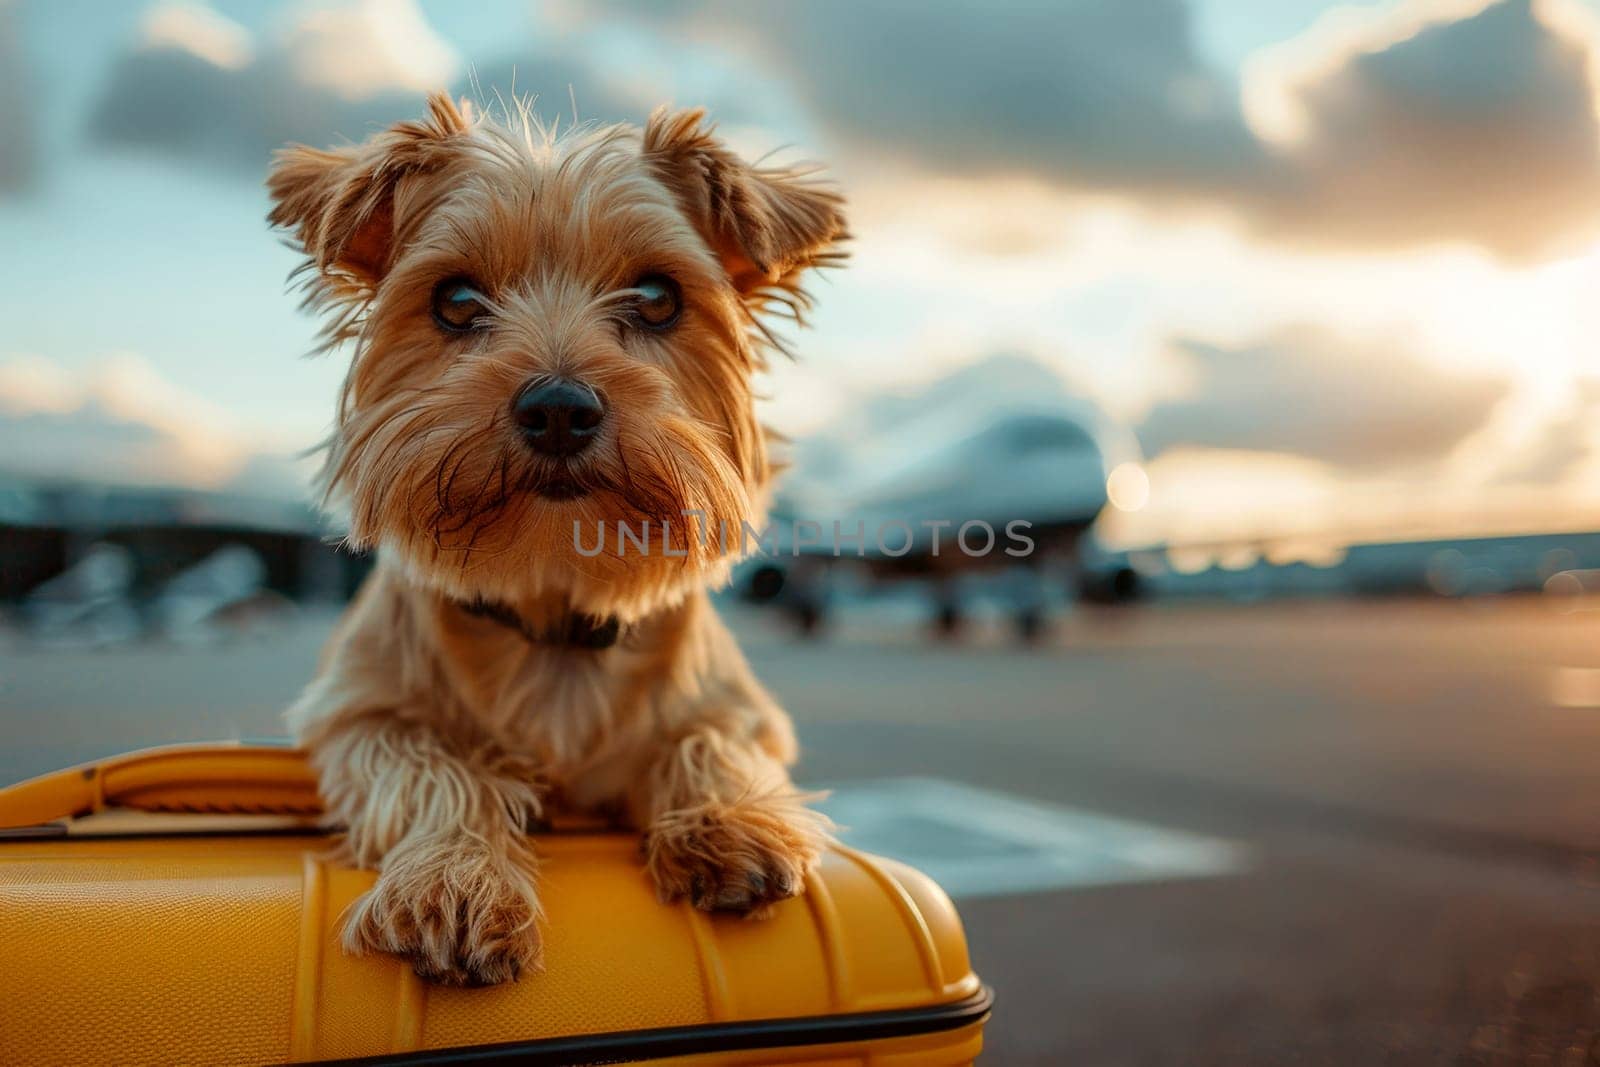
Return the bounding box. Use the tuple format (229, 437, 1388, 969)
(3, 0, 1600, 548)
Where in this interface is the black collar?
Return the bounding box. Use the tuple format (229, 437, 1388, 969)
(455, 597, 622, 650)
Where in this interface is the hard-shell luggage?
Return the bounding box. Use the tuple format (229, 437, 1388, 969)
(0, 742, 991, 1065)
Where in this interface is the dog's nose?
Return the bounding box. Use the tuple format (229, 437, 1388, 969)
(511, 378, 605, 457)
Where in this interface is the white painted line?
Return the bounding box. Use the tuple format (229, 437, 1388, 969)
(1550, 667, 1600, 708)
(815, 777, 1249, 899)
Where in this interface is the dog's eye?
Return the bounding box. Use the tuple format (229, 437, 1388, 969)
(431, 278, 490, 333)
(631, 274, 681, 329)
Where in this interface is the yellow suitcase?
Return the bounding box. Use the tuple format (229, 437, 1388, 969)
(0, 743, 991, 1066)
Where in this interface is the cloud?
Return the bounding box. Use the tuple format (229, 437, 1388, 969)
(596, 0, 1600, 261)
(588, 0, 1268, 197)
(1096, 445, 1349, 548)
(85, 0, 654, 175)
(0, 353, 308, 497)
(87, 0, 462, 174)
(1240, 0, 1600, 259)
(1489, 382, 1600, 484)
(0, 0, 34, 194)
(455, 55, 654, 129)
(77, 0, 1600, 260)
(1138, 326, 1511, 469)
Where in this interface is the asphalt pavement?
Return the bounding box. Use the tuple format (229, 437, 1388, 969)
(3, 596, 1598, 1064)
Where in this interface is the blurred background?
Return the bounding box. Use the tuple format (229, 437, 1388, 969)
(4, 0, 1600, 1063)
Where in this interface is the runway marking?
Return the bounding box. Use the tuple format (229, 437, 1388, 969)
(1549, 667, 1600, 708)
(816, 777, 1248, 900)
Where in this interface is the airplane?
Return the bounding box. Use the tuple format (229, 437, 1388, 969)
(734, 355, 1147, 641)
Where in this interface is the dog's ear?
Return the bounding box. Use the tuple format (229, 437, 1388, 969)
(267, 92, 471, 285)
(644, 107, 848, 296)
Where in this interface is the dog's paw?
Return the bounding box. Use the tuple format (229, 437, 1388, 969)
(344, 835, 541, 986)
(644, 796, 830, 916)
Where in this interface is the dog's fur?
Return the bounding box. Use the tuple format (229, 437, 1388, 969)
(269, 94, 846, 985)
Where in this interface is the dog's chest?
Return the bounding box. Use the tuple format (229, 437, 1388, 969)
(468, 644, 640, 774)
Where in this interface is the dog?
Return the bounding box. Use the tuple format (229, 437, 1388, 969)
(268, 93, 847, 986)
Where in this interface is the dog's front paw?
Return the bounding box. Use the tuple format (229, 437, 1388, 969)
(344, 835, 541, 986)
(645, 796, 830, 916)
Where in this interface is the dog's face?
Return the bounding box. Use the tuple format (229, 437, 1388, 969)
(268, 95, 845, 620)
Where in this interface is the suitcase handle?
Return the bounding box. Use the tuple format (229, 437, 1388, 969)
(0, 742, 322, 829)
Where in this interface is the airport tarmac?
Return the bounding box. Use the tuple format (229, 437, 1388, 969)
(3, 597, 1598, 1064)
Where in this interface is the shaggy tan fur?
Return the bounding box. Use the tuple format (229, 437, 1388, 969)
(270, 93, 846, 985)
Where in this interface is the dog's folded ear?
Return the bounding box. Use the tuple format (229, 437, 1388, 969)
(267, 92, 471, 286)
(644, 108, 848, 297)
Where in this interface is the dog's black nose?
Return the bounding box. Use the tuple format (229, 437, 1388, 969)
(512, 378, 604, 457)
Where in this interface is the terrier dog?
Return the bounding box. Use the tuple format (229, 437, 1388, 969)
(269, 93, 846, 985)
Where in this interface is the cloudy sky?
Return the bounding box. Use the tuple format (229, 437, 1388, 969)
(3, 0, 1600, 547)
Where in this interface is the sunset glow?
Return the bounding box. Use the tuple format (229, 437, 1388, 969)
(3, 0, 1600, 548)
